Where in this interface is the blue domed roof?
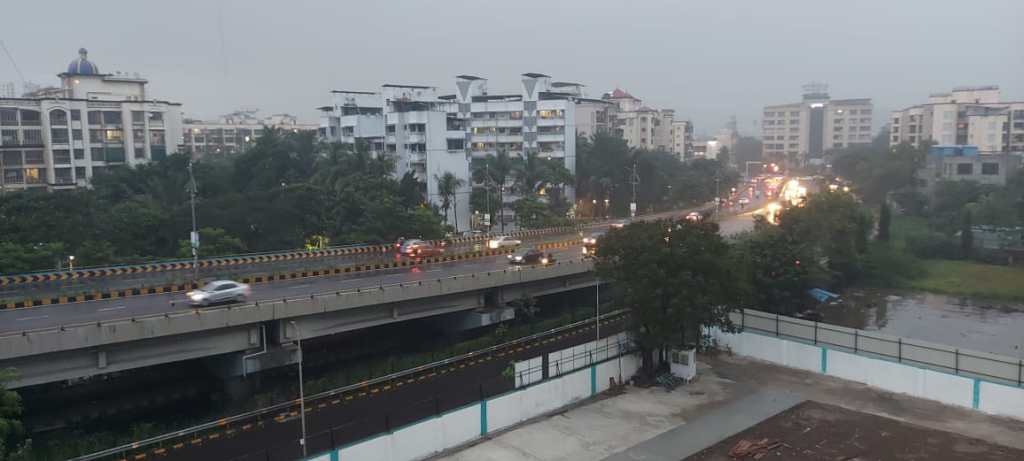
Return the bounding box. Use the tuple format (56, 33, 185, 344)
(66, 48, 99, 75)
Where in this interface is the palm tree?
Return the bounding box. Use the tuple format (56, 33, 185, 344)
(435, 172, 466, 232)
(472, 150, 517, 231)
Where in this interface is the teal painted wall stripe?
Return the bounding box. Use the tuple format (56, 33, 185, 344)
(820, 347, 828, 374)
(590, 364, 597, 396)
(973, 379, 981, 409)
(331, 449, 340, 461)
(480, 400, 488, 436)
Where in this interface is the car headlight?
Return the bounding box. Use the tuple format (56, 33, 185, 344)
(541, 258, 549, 264)
(514, 256, 522, 261)
(190, 293, 205, 301)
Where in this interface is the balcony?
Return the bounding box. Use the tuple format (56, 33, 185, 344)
(536, 133, 565, 142)
(470, 119, 523, 128)
(537, 118, 565, 127)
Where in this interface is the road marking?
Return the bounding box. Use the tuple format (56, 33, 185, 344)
(98, 305, 127, 312)
(289, 283, 313, 290)
(15, 315, 48, 322)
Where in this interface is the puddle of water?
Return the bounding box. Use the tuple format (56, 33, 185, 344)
(820, 290, 1024, 359)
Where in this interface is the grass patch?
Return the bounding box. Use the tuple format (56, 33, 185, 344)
(907, 259, 1024, 302)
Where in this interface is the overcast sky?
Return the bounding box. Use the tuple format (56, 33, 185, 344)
(3, 0, 1021, 137)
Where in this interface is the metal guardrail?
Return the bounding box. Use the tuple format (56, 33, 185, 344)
(69, 308, 629, 461)
(736, 309, 1024, 387)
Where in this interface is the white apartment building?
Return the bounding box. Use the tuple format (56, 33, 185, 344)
(890, 85, 1024, 154)
(319, 73, 611, 231)
(671, 120, 694, 159)
(0, 49, 182, 191)
(761, 83, 873, 166)
(181, 110, 317, 158)
(603, 89, 676, 152)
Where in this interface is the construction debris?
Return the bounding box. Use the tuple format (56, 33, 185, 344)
(728, 438, 784, 459)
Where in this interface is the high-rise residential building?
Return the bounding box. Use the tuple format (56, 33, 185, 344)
(318, 73, 611, 231)
(761, 83, 873, 166)
(670, 120, 694, 159)
(889, 85, 1024, 154)
(0, 49, 183, 191)
(181, 110, 316, 158)
(602, 88, 676, 152)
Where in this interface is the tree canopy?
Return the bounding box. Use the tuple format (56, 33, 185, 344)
(595, 219, 740, 375)
(0, 129, 447, 273)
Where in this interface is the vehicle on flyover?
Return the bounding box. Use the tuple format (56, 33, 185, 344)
(187, 280, 251, 306)
(488, 235, 522, 249)
(581, 231, 605, 258)
(507, 248, 554, 265)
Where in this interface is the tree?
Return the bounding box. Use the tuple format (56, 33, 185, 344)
(177, 227, 246, 259)
(0, 242, 65, 274)
(435, 172, 466, 232)
(0, 369, 28, 460)
(779, 192, 873, 288)
(595, 219, 740, 376)
(877, 200, 892, 243)
(733, 227, 817, 315)
(472, 150, 517, 231)
(716, 146, 731, 168)
(398, 171, 423, 210)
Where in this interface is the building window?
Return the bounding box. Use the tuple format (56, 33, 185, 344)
(148, 112, 163, 123)
(89, 129, 104, 143)
(3, 169, 23, 184)
(75, 166, 86, 179)
(24, 168, 43, 184)
(22, 129, 42, 145)
(55, 167, 73, 184)
(74, 148, 85, 160)
(2, 151, 22, 166)
(87, 111, 102, 125)
(103, 112, 122, 125)
(105, 129, 123, 143)
(72, 129, 82, 141)
(53, 149, 71, 164)
(132, 129, 145, 145)
(51, 128, 69, 144)
(24, 150, 44, 164)
(71, 109, 81, 121)
(1, 129, 17, 144)
(105, 146, 126, 163)
(981, 163, 999, 175)
(132, 111, 145, 125)
(19, 110, 40, 126)
(447, 139, 464, 150)
(956, 163, 973, 175)
(50, 110, 68, 126)
(0, 109, 17, 126)
(134, 147, 146, 159)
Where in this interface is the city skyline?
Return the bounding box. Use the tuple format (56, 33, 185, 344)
(2, 0, 1022, 136)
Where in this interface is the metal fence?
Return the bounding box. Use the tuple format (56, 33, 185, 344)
(735, 309, 1024, 387)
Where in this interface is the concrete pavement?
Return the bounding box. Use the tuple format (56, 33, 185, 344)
(431, 354, 1024, 461)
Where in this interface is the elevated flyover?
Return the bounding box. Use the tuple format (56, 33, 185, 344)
(0, 248, 596, 389)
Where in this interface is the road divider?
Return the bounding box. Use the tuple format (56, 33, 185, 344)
(1, 239, 581, 310)
(0, 226, 584, 287)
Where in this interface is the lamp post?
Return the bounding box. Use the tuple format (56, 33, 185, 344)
(289, 321, 308, 457)
(68, 255, 75, 271)
(187, 160, 199, 282)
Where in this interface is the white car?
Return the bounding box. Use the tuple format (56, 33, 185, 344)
(488, 235, 522, 249)
(187, 280, 252, 306)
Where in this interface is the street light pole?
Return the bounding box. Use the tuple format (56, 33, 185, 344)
(289, 321, 308, 457)
(187, 160, 199, 282)
(595, 278, 600, 343)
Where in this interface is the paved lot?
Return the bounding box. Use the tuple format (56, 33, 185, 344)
(431, 354, 1024, 461)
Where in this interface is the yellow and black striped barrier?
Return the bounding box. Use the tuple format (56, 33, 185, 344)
(1, 240, 580, 310)
(0, 226, 583, 287)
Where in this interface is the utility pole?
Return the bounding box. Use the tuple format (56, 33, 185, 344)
(187, 160, 199, 281)
(485, 163, 491, 231)
(627, 161, 639, 218)
(289, 321, 308, 458)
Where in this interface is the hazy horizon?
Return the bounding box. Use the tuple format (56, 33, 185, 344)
(3, 0, 1021, 138)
